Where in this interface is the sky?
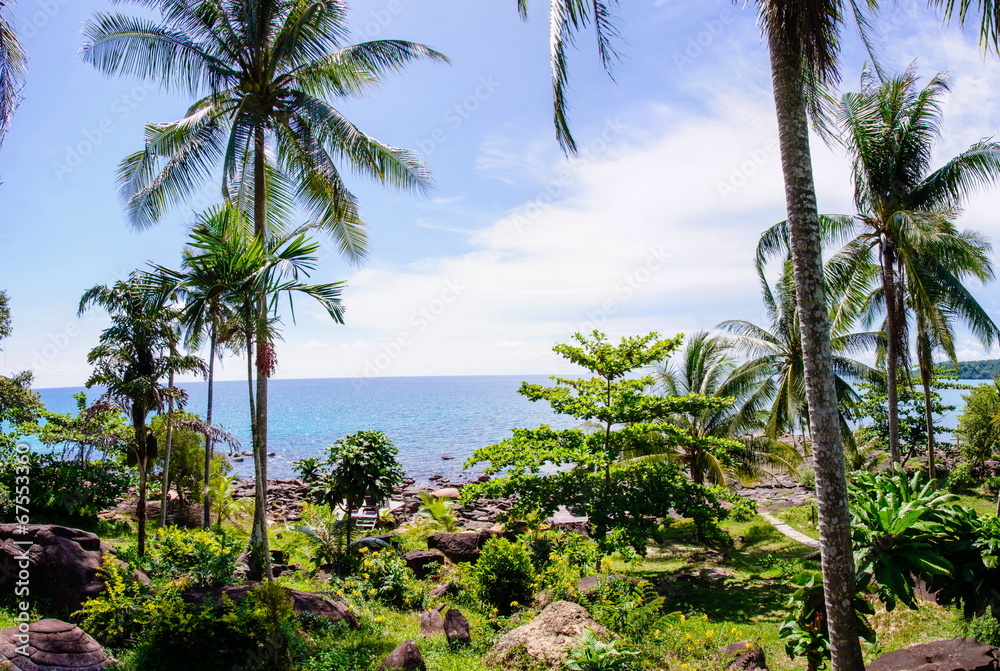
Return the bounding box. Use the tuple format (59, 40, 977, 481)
(2, 0, 1000, 388)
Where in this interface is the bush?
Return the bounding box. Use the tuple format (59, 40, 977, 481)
(340, 547, 418, 608)
(585, 578, 680, 641)
(146, 527, 241, 587)
(743, 520, 780, 546)
(960, 613, 1000, 646)
(0, 452, 131, 522)
(73, 554, 152, 649)
(565, 628, 638, 671)
(798, 467, 816, 490)
(948, 460, 976, 494)
(472, 537, 535, 614)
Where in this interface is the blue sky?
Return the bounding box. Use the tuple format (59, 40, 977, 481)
(2, 0, 1000, 388)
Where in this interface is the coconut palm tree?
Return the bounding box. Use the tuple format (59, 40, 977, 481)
(721, 261, 883, 448)
(0, 0, 25, 149)
(79, 274, 205, 556)
(155, 204, 345, 573)
(81, 0, 444, 578)
(649, 331, 801, 486)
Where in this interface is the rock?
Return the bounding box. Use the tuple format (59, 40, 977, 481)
(868, 637, 1000, 671)
(0, 524, 127, 613)
(378, 639, 426, 671)
(427, 532, 481, 563)
(475, 474, 491, 483)
(441, 455, 455, 460)
(419, 606, 445, 637)
(719, 641, 767, 671)
(0, 618, 109, 670)
(430, 487, 461, 499)
(241, 450, 253, 456)
(428, 583, 456, 598)
(403, 550, 445, 579)
(486, 601, 610, 669)
(443, 608, 471, 646)
(186, 584, 359, 628)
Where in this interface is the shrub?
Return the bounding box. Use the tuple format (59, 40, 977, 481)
(948, 460, 977, 494)
(565, 628, 638, 671)
(147, 527, 241, 587)
(798, 467, 816, 490)
(0, 452, 131, 522)
(73, 554, 152, 649)
(960, 612, 1000, 646)
(472, 537, 535, 614)
(586, 578, 680, 641)
(341, 547, 418, 608)
(743, 520, 780, 546)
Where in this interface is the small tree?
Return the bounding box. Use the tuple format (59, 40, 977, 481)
(465, 331, 732, 554)
(956, 380, 1000, 468)
(308, 431, 404, 545)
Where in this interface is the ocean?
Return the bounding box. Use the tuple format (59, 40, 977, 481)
(30, 375, 579, 483)
(27, 375, 986, 483)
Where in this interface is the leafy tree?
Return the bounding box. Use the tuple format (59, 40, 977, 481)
(855, 377, 955, 466)
(956, 380, 1000, 467)
(81, 0, 445, 580)
(79, 275, 205, 555)
(150, 411, 236, 510)
(26, 392, 130, 461)
(308, 430, 404, 545)
(465, 332, 729, 553)
(650, 331, 800, 485)
(0, 292, 43, 455)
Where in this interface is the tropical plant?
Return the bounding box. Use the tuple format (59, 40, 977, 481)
(25, 392, 130, 461)
(417, 491, 459, 532)
(827, 69, 1000, 471)
(465, 332, 729, 553)
(73, 554, 153, 649)
(79, 274, 205, 555)
(849, 468, 957, 610)
(146, 526, 243, 588)
(307, 430, 404, 545)
(854, 377, 955, 466)
(721, 260, 882, 450)
(153, 205, 346, 575)
(292, 456, 322, 483)
(291, 502, 350, 568)
(564, 628, 639, 671)
(0, 2, 25, 149)
(208, 473, 253, 530)
(651, 331, 801, 485)
(956, 380, 1000, 467)
(472, 536, 535, 614)
(82, 0, 445, 579)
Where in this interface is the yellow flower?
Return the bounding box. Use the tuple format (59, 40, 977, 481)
(374, 616, 385, 623)
(705, 630, 715, 638)
(510, 601, 519, 608)
(358, 547, 368, 554)
(369, 588, 377, 595)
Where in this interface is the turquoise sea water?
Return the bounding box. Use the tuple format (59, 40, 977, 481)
(27, 376, 986, 483)
(31, 375, 578, 483)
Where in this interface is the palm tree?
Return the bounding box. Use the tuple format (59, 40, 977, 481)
(720, 261, 883, 450)
(0, 0, 25, 149)
(81, 0, 444, 578)
(156, 205, 345, 575)
(79, 274, 205, 556)
(650, 331, 801, 486)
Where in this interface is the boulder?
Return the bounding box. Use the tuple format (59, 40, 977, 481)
(0, 618, 109, 670)
(378, 640, 426, 671)
(868, 638, 1000, 671)
(403, 550, 445, 579)
(443, 608, 471, 646)
(185, 584, 359, 628)
(420, 606, 445, 637)
(0, 525, 119, 613)
(430, 487, 461, 499)
(486, 601, 609, 669)
(719, 641, 767, 671)
(427, 532, 481, 563)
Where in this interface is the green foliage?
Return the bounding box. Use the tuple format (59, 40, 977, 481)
(145, 527, 241, 588)
(956, 381, 1000, 466)
(292, 502, 349, 568)
(709, 486, 758, 522)
(798, 467, 817, 490)
(926, 511, 1000, 620)
(585, 577, 681, 641)
(73, 554, 152, 649)
(959, 612, 1000, 646)
(418, 492, 459, 532)
(308, 431, 404, 541)
(564, 628, 639, 671)
(465, 332, 727, 554)
(947, 460, 977, 494)
(340, 547, 419, 608)
(952, 359, 1000, 379)
(850, 468, 958, 610)
(0, 452, 131, 522)
(855, 379, 955, 463)
(150, 411, 224, 501)
(472, 537, 535, 614)
(292, 456, 322, 483)
(779, 570, 875, 671)
(24, 392, 129, 461)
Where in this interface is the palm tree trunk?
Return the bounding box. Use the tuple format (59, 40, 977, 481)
(203, 329, 217, 528)
(766, 29, 864, 671)
(248, 124, 271, 581)
(134, 405, 149, 557)
(916, 324, 936, 480)
(160, 372, 175, 527)
(882, 246, 902, 464)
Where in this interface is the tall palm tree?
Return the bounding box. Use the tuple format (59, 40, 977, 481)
(155, 205, 345, 573)
(0, 0, 25, 149)
(81, 0, 444, 578)
(79, 274, 205, 556)
(650, 331, 801, 486)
